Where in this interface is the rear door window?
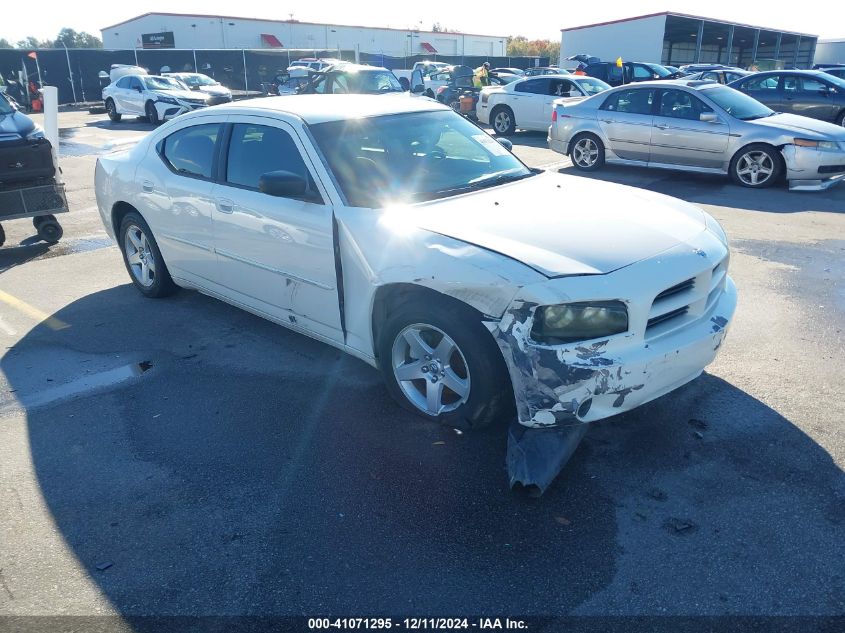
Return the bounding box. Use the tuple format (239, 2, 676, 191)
(601, 89, 655, 114)
(160, 124, 221, 179)
(515, 78, 550, 95)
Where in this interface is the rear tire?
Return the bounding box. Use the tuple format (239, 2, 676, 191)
(491, 105, 516, 136)
(569, 133, 605, 171)
(0, 223, 5, 248)
(145, 100, 160, 126)
(118, 211, 177, 298)
(377, 297, 513, 431)
(836, 110, 845, 127)
(729, 143, 782, 189)
(105, 98, 121, 122)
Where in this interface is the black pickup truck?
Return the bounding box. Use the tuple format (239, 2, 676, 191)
(0, 91, 67, 246)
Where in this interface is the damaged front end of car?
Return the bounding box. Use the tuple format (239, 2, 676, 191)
(486, 236, 737, 494)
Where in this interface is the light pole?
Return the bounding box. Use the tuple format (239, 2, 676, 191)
(59, 40, 78, 103)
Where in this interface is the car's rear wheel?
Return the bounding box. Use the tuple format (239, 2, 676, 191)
(378, 298, 513, 430)
(105, 98, 121, 122)
(145, 100, 160, 126)
(118, 211, 177, 298)
(836, 110, 845, 127)
(730, 144, 782, 188)
(570, 133, 605, 171)
(491, 105, 515, 136)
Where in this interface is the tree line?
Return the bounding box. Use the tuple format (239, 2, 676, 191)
(0, 28, 103, 49)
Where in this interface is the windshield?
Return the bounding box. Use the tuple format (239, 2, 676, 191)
(310, 110, 534, 207)
(647, 63, 673, 78)
(703, 85, 774, 120)
(145, 76, 184, 91)
(0, 93, 13, 115)
(181, 74, 218, 87)
(575, 77, 611, 95)
(351, 71, 403, 93)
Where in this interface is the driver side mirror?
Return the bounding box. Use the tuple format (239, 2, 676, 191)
(134, 86, 142, 92)
(496, 138, 513, 151)
(259, 170, 307, 198)
(700, 112, 719, 123)
(410, 69, 425, 94)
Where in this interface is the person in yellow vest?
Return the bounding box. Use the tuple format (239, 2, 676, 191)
(473, 62, 491, 88)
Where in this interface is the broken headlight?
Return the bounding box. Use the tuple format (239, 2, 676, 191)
(531, 301, 628, 344)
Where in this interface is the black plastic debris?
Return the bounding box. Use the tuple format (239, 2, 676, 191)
(95, 562, 113, 571)
(506, 420, 588, 495)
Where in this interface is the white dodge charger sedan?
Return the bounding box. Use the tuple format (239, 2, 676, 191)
(95, 95, 736, 431)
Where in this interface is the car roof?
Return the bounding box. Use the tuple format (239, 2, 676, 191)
(204, 94, 447, 124)
(323, 63, 390, 73)
(746, 69, 829, 76)
(602, 79, 722, 90)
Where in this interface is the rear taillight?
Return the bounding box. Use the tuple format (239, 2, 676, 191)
(436, 86, 447, 94)
(552, 109, 557, 122)
(481, 92, 489, 104)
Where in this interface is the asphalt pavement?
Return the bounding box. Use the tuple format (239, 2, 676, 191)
(0, 111, 843, 625)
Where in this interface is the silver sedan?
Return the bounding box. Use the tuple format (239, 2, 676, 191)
(548, 79, 845, 191)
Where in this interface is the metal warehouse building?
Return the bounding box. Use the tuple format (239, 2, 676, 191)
(101, 12, 507, 58)
(561, 12, 818, 70)
(815, 39, 845, 66)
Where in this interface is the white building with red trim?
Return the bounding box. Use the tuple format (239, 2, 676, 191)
(101, 12, 507, 58)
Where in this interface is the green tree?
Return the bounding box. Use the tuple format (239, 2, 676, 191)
(54, 28, 102, 48)
(506, 36, 560, 64)
(0, 38, 13, 49)
(16, 36, 52, 49)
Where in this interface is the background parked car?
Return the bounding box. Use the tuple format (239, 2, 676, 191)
(685, 68, 750, 84)
(102, 74, 210, 125)
(820, 67, 845, 80)
(286, 58, 343, 77)
(297, 64, 403, 95)
(548, 79, 845, 190)
(163, 72, 233, 104)
(478, 74, 611, 135)
(584, 61, 676, 86)
(435, 67, 513, 117)
(728, 70, 845, 126)
(490, 67, 524, 76)
(523, 67, 570, 77)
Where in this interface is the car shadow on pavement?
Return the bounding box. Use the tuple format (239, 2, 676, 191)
(552, 163, 845, 215)
(3, 286, 843, 616)
(84, 119, 157, 132)
(0, 241, 51, 274)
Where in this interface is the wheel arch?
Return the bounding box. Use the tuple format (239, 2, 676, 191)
(370, 283, 486, 368)
(111, 201, 141, 238)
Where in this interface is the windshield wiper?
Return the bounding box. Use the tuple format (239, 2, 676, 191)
(419, 171, 534, 200)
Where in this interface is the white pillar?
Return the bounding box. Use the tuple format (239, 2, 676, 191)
(41, 86, 59, 151)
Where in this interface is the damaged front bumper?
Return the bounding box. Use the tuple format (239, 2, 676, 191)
(490, 237, 737, 429)
(783, 144, 845, 192)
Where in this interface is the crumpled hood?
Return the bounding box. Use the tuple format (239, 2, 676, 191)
(0, 109, 35, 138)
(158, 88, 209, 101)
(752, 112, 845, 140)
(197, 85, 231, 96)
(409, 171, 707, 277)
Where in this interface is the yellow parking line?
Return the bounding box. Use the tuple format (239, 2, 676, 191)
(0, 289, 69, 331)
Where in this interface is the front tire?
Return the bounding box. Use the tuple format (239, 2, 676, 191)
(569, 133, 605, 171)
(378, 298, 513, 430)
(491, 105, 515, 136)
(105, 98, 121, 122)
(118, 211, 177, 298)
(145, 100, 160, 126)
(836, 110, 845, 127)
(729, 144, 782, 188)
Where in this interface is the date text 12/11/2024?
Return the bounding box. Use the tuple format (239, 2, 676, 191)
(307, 618, 529, 629)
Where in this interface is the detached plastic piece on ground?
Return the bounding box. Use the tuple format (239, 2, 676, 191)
(507, 420, 589, 495)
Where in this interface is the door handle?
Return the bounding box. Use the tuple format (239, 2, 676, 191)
(141, 180, 154, 193)
(655, 124, 668, 130)
(216, 198, 234, 214)
(600, 118, 613, 123)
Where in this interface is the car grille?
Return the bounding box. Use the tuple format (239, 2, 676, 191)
(645, 257, 728, 339)
(182, 98, 207, 107)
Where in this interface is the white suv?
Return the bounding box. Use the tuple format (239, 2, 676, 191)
(102, 74, 210, 125)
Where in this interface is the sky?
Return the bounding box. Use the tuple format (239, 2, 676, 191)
(3, 0, 842, 43)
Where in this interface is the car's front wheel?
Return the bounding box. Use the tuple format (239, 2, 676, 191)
(105, 98, 121, 122)
(569, 133, 605, 171)
(836, 110, 845, 127)
(118, 211, 177, 298)
(145, 100, 160, 126)
(378, 298, 513, 430)
(729, 144, 782, 188)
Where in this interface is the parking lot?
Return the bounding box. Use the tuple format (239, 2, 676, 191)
(0, 109, 843, 622)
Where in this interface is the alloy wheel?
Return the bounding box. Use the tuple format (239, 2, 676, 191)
(124, 225, 156, 287)
(572, 137, 599, 168)
(736, 151, 774, 186)
(391, 323, 471, 416)
(494, 111, 511, 133)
